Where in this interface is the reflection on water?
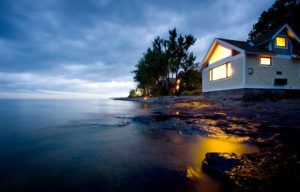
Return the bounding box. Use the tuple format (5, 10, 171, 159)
(0, 99, 258, 192)
(186, 136, 257, 180)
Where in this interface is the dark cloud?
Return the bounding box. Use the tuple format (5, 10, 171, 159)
(0, 0, 274, 98)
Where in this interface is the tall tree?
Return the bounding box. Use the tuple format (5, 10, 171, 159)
(132, 28, 199, 96)
(168, 28, 180, 78)
(180, 35, 196, 74)
(248, 0, 300, 41)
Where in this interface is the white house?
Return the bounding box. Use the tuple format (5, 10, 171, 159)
(200, 24, 300, 97)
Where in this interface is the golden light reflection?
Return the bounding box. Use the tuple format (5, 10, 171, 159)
(176, 85, 180, 90)
(276, 36, 286, 47)
(170, 102, 212, 108)
(209, 45, 232, 64)
(175, 111, 179, 115)
(187, 166, 201, 178)
(186, 136, 258, 179)
(143, 103, 148, 109)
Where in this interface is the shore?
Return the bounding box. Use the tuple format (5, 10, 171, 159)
(115, 96, 300, 191)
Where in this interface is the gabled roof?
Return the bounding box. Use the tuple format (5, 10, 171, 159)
(218, 38, 273, 55)
(251, 26, 282, 46)
(200, 24, 300, 72)
(252, 24, 300, 46)
(200, 38, 273, 71)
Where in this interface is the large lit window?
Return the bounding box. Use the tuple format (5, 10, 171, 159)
(260, 57, 272, 66)
(209, 62, 232, 81)
(209, 45, 232, 64)
(276, 37, 286, 47)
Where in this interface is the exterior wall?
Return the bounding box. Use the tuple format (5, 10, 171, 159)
(245, 54, 300, 89)
(203, 88, 300, 100)
(202, 55, 244, 92)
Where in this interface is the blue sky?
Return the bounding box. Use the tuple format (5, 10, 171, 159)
(0, 0, 274, 98)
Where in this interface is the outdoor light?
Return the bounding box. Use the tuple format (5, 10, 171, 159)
(248, 68, 253, 74)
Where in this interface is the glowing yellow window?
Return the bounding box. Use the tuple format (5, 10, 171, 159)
(276, 37, 286, 47)
(209, 45, 232, 64)
(209, 62, 232, 81)
(260, 57, 271, 66)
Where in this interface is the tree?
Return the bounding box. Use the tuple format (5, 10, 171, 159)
(128, 89, 137, 98)
(132, 28, 199, 96)
(248, 0, 300, 41)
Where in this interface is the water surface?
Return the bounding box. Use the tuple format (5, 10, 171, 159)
(0, 99, 257, 192)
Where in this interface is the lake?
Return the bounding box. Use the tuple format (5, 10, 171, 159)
(0, 99, 257, 192)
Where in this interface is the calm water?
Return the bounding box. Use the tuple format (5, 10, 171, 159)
(0, 99, 257, 192)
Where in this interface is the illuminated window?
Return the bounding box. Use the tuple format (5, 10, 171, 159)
(209, 62, 232, 81)
(276, 37, 286, 47)
(209, 45, 232, 64)
(260, 57, 271, 66)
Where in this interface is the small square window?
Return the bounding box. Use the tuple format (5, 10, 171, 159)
(276, 37, 286, 47)
(260, 57, 271, 66)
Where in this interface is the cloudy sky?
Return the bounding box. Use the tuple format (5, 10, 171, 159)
(0, 0, 274, 98)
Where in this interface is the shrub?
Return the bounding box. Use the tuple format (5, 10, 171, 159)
(180, 89, 202, 96)
(128, 89, 137, 98)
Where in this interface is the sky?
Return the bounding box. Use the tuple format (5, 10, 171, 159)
(0, 0, 275, 99)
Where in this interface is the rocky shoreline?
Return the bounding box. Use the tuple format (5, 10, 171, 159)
(115, 96, 300, 191)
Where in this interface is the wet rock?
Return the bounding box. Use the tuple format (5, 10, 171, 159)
(202, 153, 239, 178)
(132, 116, 153, 124)
(117, 121, 131, 127)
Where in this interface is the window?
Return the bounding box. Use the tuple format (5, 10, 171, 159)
(209, 45, 232, 64)
(260, 57, 272, 66)
(209, 62, 231, 81)
(276, 36, 286, 47)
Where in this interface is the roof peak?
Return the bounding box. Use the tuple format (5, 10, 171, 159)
(251, 23, 300, 46)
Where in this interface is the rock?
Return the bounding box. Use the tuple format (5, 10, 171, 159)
(202, 153, 239, 178)
(117, 121, 131, 127)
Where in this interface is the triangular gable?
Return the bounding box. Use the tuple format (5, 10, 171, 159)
(254, 24, 300, 46)
(200, 39, 244, 71)
(208, 44, 232, 64)
(272, 24, 300, 42)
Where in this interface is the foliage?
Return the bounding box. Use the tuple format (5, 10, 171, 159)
(180, 89, 202, 96)
(128, 89, 137, 98)
(181, 67, 202, 91)
(132, 28, 200, 96)
(248, 0, 300, 41)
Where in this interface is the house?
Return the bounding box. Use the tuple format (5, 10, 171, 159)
(158, 74, 182, 93)
(200, 24, 300, 99)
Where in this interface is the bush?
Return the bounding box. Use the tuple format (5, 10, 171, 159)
(180, 89, 202, 96)
(128, 89, 137, 98)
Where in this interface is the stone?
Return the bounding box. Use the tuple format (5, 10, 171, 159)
(202, 153, 239, 178)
